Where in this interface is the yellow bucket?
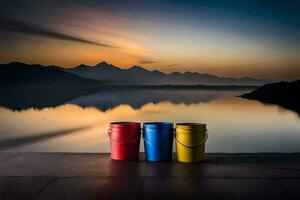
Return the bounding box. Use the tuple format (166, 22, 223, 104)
(175, 123, 208, 163)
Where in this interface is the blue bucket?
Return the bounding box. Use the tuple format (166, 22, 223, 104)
(143, 122, 174, 162)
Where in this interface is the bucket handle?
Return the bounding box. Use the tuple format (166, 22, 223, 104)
(108, 129, 140, 145)
(175, 131, 208, 148)
(143, 135, 173, 147)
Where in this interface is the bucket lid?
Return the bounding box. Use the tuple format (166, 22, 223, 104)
(110, 122, 141, 128)
(143, 122, 173, 129)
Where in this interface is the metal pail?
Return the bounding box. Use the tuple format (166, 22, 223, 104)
(143, 122, 174, 162)
(109, 122, 141, 160)
(175, 123, 208, 163)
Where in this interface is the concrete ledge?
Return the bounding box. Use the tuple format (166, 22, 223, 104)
(1, 153, 300, 199)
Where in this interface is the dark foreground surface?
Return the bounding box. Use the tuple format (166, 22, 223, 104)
(1, 153, 300, 200)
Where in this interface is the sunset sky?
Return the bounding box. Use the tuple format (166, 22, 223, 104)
(0, 0, 299, 80)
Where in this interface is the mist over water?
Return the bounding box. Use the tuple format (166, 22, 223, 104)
(0, 89, 299, 153)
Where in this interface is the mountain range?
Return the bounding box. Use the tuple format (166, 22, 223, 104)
(0, 62, 99, 85)
(62, 61, 273, 86)
(0, 61, 273, 86)
(0, 62, 101, 109)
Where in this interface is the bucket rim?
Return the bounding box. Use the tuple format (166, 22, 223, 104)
(110, 122, 141, 127)
(143, 122, 173, 127)
(176, 122, 206, 128)
(176, 122, 206, 126)
(110, 126, 141, 130)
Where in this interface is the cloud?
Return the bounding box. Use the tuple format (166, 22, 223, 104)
(138, 59, 157, 64)
(166, 63, 179, 67)
(0, 17, 117, 48)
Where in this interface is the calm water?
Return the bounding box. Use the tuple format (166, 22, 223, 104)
(0, 89, 299, 152)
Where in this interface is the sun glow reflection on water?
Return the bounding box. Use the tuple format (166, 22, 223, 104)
(0, 95, 299, 153)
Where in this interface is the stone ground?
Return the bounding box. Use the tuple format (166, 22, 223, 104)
(1, 152, 300, 200)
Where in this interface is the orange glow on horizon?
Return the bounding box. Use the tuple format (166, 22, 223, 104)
(0, 4, 299, 80)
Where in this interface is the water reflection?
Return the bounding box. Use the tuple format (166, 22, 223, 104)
(69, 89, 242, 110)
(0, 89, 299, 152)
(0, 126, 91, 151)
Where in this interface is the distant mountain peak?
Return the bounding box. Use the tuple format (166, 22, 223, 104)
(74, 61, 113, 68)
(128, 65, 149, 72)
(7, 61, 30, 66)
(93, 61, 121, 71)
(95, 61, 109, 67)
(75, 64, 90, 68)
(3, 62, 46, 69)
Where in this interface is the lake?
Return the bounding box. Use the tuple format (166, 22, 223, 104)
(0, 88, 299, 153)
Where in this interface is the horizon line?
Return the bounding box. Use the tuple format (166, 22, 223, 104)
(0, 60, 276, 81)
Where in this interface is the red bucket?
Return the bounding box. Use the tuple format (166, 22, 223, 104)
(108, 122, 141, 160)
